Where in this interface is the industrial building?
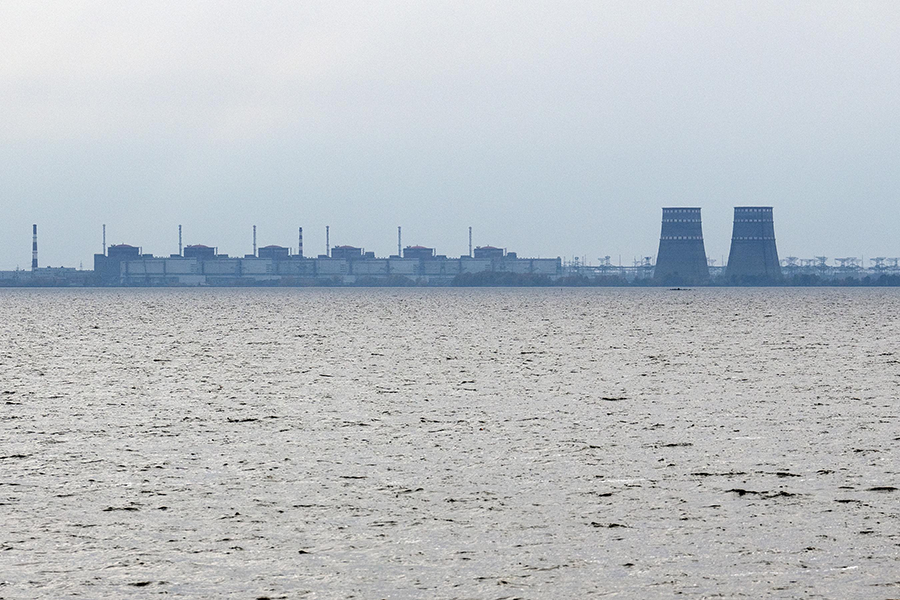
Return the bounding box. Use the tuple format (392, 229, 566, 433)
(653, 207, 709, 284)
(725, 207, 782, 282)
(91, 241, 561, 286)
(473, 246, 506, 259)
(402, 246, 436, 260)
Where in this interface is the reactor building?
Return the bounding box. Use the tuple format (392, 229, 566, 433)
(653, 207, 709, 284)
(725, 206, 782, 282)
(90, 239, 561, 286)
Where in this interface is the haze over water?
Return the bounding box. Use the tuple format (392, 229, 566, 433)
(1, 288, 898, 598)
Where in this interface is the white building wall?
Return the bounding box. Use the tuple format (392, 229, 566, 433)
(387, 259, 418, 275)
(202, 259, 241, 275)
(237, 259, 273, 275)
(163, 258, 198, 274)
(316, 259, 347, 275)
(110, 254, 561, 284)
(460, 259, 492, 274)
(351, 260, 389, 275)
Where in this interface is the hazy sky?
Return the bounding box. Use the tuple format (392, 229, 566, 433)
(2, 2, 898, 269)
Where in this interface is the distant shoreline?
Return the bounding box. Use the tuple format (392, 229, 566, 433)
(3, 273, 900, 288)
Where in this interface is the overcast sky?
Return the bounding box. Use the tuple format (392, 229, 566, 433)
(1, 1, 898, 269)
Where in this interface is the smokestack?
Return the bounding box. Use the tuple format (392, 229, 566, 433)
(398, 226, 402, 257)
(178, 224, 183, 256)
(253, 225, 257, 256)
(32, 224, 38, 270)
(326, 225, 330, 257)
(102, 224, 107, 256)
(653, 207, 709, 285)
(298, 227, 303, 258)
(725, 206, 782, 282)
(468, 226, 472, 258)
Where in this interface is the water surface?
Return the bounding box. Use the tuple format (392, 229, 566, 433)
(1, 288, 898, 598)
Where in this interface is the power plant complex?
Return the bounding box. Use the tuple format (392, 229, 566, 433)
(2, 207, 898, 286)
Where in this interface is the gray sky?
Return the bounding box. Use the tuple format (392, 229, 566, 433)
(2, 1, 898, 269)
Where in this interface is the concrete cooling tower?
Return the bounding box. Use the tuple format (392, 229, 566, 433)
(653, 207, 709, 284)
(725, 206, 782, 282)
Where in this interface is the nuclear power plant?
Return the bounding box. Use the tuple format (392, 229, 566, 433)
(653, 207, 709, 284)
(4, 206, 900, 286)
(725, 206, 782, 282)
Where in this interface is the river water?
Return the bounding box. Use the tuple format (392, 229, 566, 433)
(0, 287, 898, 599)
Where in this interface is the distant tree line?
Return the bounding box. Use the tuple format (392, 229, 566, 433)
(5, 272, 900, 288)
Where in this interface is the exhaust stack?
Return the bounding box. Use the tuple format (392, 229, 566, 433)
(32, 224, 38, 270)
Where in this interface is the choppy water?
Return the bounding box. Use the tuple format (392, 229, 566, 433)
(0, 287, 898, 599)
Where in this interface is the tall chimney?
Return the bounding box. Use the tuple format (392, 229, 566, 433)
(298, 227, 303, 258)
(398, 226, 402, 257)
(178, 224, 183, 256)
(326, 225, 330, 257)
(32, 224, 38, 270)
(102, 224, 107, 255)
(253, 225, 257, 256)
(468, 226, 472, 258)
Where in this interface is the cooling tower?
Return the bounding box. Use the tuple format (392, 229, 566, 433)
(725, 206, 782, 282)
(653, 207, 709, 284)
